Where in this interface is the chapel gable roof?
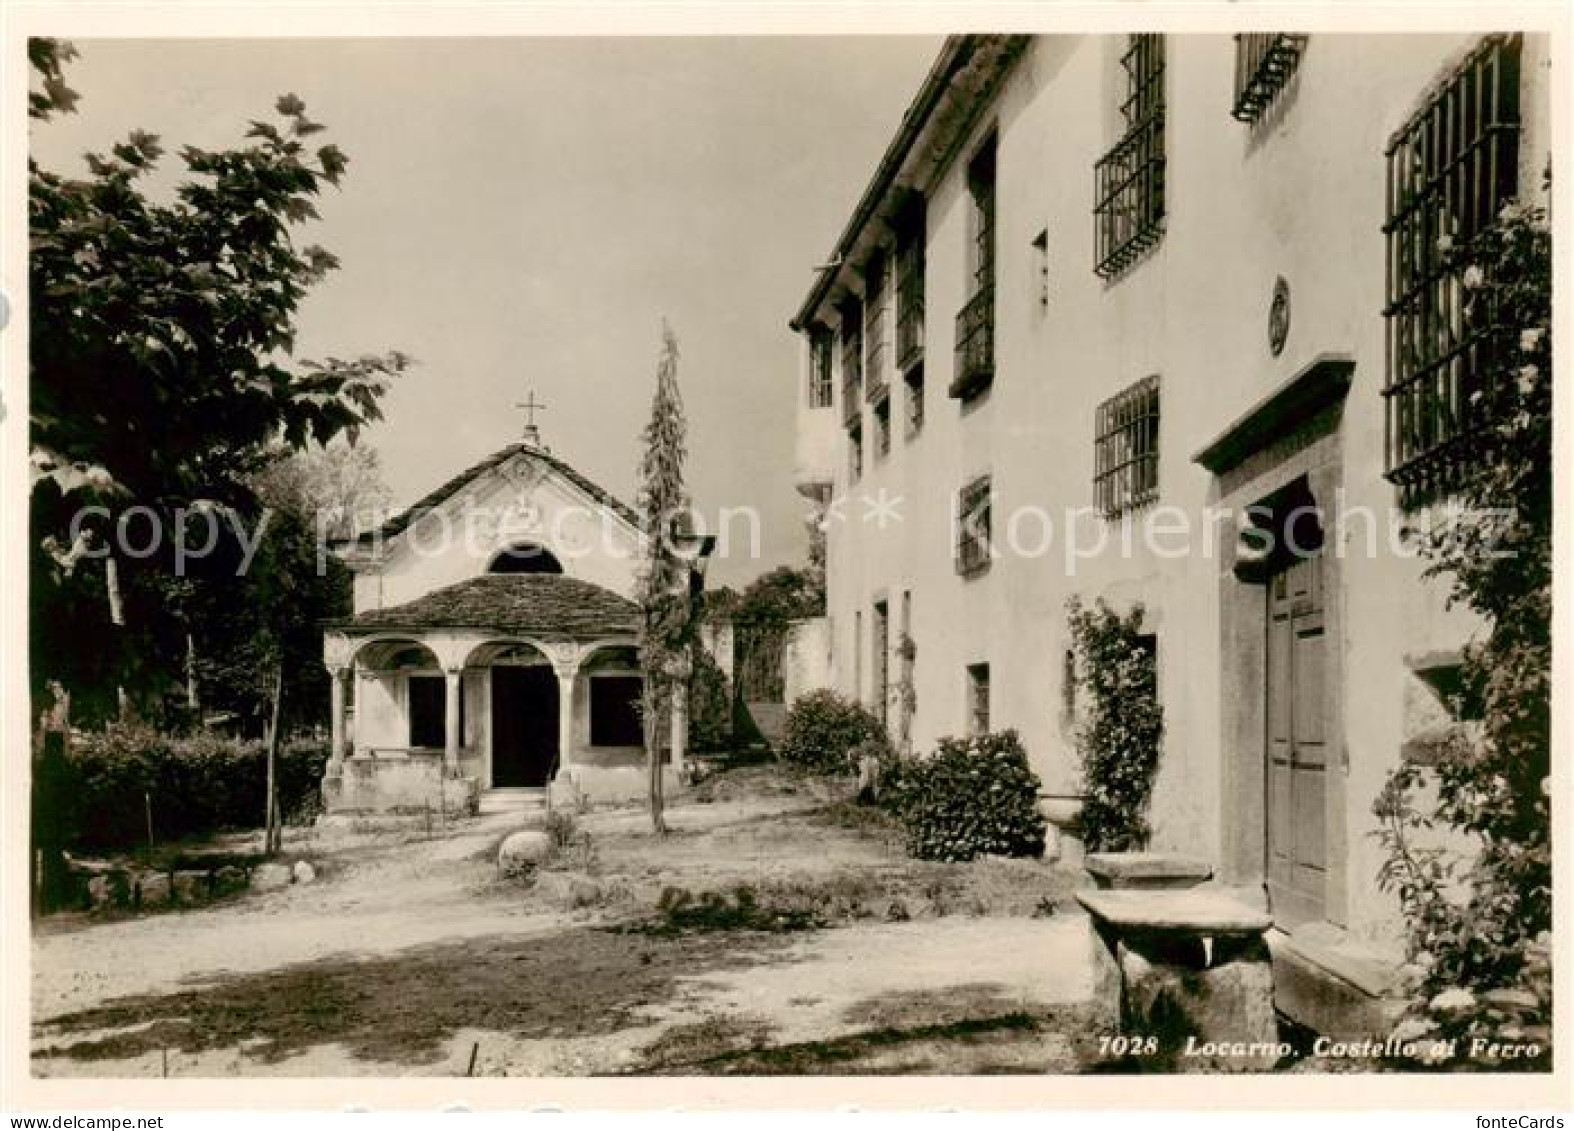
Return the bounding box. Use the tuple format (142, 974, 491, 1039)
(340, 442, 641, 550)
(326, 574, 639, 638)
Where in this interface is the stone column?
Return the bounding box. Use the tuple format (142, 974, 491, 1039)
(555, 667, 576, 778)
(443, 667, 462, 774)
(328, 665, 350, 773)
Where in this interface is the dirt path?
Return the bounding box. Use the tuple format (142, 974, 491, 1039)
(33, 771, 1097, 1076)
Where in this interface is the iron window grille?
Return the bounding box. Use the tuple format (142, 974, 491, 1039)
(1382, 34, 1522, 507)
(896, 197, 927, 373)
(1094, 34, 1166, 280)
(840, 298, 864, 428)
(1231, 34, 1308, 122)
(808, 326, 834, 408)
(864, 251, 890, 403)
(955, 474, 993, 576)
(1094, 375, 1160, 517)
(952, 137, 997, 399)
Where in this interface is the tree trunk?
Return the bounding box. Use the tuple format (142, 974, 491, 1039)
(32, 685, 74, 917)
(263, 660, 285, 855)
(644, 675, 667, 836)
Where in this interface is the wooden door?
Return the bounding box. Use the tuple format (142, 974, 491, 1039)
(491, 665, 558, 787)
(1266, 552, 1328, 926)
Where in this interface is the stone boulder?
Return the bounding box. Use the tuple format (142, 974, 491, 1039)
(250, 862, 293, 892)
(498, 829, 555, 880)
(292, 860, 317, 885)
(136, 872, 171, 907)
(172, 870, 209, 903)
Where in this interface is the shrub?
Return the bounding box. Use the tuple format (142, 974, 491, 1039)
(882, 730, 1046, 862)
(61, 723, 329, 851)
(1067, 598, 1164, 852)
(779, 689, 887, 774)
(687, 645, 732, 753)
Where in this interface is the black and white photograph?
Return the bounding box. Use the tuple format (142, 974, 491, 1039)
(2, 1, 1568, 1116)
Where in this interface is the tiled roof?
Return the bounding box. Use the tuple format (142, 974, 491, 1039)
(327, 574, 639, 639)
(341, 442, 641, 549)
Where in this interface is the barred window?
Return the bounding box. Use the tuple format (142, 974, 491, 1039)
(1231, 34, 1308, 123)
(874, 396, 891, 458)
(1095, 34, 1166, 280)
(1383, 34, 1522, 506)
(808, 327, 833, 408)
(955, 474, 992, 576)
(896, 196, 926, 374)
(864, 251, 889, 402)
(952, 136, 997, 400)
(1094, 375, 1160, 517)
(840, 297, 863, 428)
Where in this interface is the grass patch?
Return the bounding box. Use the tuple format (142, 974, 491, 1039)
(641, 1012, 1050, 1074)
(625, 885, 826, 936)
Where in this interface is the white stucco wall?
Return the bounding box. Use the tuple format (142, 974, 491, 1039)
(810, 34, 1550, 954)
(349, 448, 644, 613)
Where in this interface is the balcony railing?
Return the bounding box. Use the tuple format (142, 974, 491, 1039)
(865, 340, 889, 405)
(896, 237, 925, 373)
(840, 330, 863, 428)
(841, 373, 862, 428)
(1232, 34, 1308, 122)
(949, 285, 994, 400)
(1094, 115, 1166, 279)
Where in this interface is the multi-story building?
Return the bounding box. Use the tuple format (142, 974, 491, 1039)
(789, 33, 1550, 1036)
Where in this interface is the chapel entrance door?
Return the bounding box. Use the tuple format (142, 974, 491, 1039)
(1265, 548, 1329, 926)
(491, 665, 558, 787)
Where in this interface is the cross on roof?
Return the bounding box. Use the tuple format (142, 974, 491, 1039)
(514, 390, 548, 446)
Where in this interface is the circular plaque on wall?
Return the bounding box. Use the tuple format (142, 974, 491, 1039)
(1269, 276, 1291, 357)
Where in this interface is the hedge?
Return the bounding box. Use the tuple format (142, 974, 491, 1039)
(52, 724, 329, 851)
(882, 730, 1047, 862)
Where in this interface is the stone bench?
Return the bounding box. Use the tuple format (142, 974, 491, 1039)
(1079, 882, 1278, 1072)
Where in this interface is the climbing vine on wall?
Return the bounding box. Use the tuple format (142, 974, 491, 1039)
(1066, 597, 1163, 853)
(1372, 197, 1551, 1069)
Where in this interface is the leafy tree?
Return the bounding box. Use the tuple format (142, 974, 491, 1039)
(28, 39, 407, 725)
(1373, 199, 1551, 1068)
(729, 564, 825, 629)
(635, 323, 699, 834)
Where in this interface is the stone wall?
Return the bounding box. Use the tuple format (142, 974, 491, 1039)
(782, 615, 831, 707)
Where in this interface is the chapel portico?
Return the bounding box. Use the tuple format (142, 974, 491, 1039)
(322, 574, 666, 811)
(318, 424, 702, 814)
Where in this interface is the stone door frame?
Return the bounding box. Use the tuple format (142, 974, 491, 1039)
(1197, 355, 1353, 932)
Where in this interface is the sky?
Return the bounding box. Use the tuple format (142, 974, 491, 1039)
(29, 35, 942, 586)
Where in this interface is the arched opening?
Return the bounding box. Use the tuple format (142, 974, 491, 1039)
(466, 638, 560, 787)
(487, 542, 564, 575)
(347, 639, 449, 753)
(580, 645, 643, 749)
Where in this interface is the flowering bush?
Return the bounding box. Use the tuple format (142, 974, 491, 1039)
(779, 689, 887, 774)
(1066, 598, 1164, 852)
(1373, 198, 1551, 1070)
(882, 730, 1046, 862)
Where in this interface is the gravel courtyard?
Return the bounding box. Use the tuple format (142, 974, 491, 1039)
(32, 767, 1101, 1076)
